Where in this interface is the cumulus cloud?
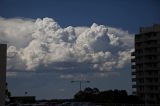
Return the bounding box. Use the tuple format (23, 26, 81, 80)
(0, 17, 34, 48)
(93, 72, 120, 78)
(0, 17, 133, 73)
(6, 72, 17, 77)
(60, 71, 120, 80)
(60, 74, 74, 79)
(60, 73, 88, 81)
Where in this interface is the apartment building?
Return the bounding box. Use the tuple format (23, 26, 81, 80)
(0, 44, 7, 106)
(131, 24, 160, 104)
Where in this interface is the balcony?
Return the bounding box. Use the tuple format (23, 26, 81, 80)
(135, 35, 144, 42)
(132, 78, 136, 82)
(136, 75, 145, 79)
(136, 60, 144, 64)
(143, 59, 159, 63)
(145, 82, 159, 86)
(135, 45, 144, 49)
(132, 91, 137, 95)
(144, 43, 159, 48)
(131, 58, 135, 62)
(143, 51, 159, 55)
(143, 66, 158, 70)
(131, 65, 136, 69)
(144, 89, 159, 93)
(132, 71, 136, 75)
(144, 73, 159, 78)
(132, 85, 136, 88)
(131, 52, 135, 56)
(144, 35, 160, 41)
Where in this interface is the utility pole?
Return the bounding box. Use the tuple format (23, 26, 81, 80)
(71, 80, 90, 91)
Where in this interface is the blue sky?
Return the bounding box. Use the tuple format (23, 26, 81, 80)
(1, 0, 160, 99)
(1, 0, 160, 33)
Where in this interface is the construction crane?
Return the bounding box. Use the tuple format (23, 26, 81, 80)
(71, 80, 90, 91)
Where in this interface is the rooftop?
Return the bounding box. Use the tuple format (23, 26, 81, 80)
(140, 24, 160, 33)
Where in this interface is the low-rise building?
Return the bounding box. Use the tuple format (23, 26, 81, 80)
(10, 96, 36, 104)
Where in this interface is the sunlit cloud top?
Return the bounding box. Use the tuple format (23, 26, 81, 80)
(0, 17, 133, 73)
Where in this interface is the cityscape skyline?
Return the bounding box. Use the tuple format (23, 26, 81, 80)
(0, 0, 160, 99)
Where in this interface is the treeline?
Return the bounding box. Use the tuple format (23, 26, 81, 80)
(74, 87, 144, 104)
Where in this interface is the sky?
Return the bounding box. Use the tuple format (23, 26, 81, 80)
(0, 0, 160, 99)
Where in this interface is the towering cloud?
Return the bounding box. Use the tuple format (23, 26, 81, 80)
(0, 17, 133, 73)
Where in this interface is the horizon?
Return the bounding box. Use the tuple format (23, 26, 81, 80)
(0, 0, 160, 99)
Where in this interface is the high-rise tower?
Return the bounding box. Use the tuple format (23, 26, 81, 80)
(131, 24, 160, 104)
(0, 44, 7, 106)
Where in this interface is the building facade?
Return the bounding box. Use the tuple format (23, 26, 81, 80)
(131, 24, 160, 104)
(0, 44, 7, 106)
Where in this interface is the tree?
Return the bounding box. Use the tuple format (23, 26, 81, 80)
(92, 88, 100, 94)
(6, 83, 11, 102)
(84, 87, 94, 94)
(74, 87, 144, 104)
(74, 87, 100, 102)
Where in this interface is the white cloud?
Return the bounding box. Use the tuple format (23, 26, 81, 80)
(0, 17, 34, 48)
(58, 88, 65, 92)
(60, 71, 120, 80)
(60, 74, 74, 79)
(116, 49, 133, 68)
(60, 73, 88, 81)
(93, 72, 120, 78)
(0, 17, 134, 72)
(6, 72, 17, 77)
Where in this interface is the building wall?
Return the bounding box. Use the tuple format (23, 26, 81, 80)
(132, 24, 160, 104)
(0, 44, 7, 106)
